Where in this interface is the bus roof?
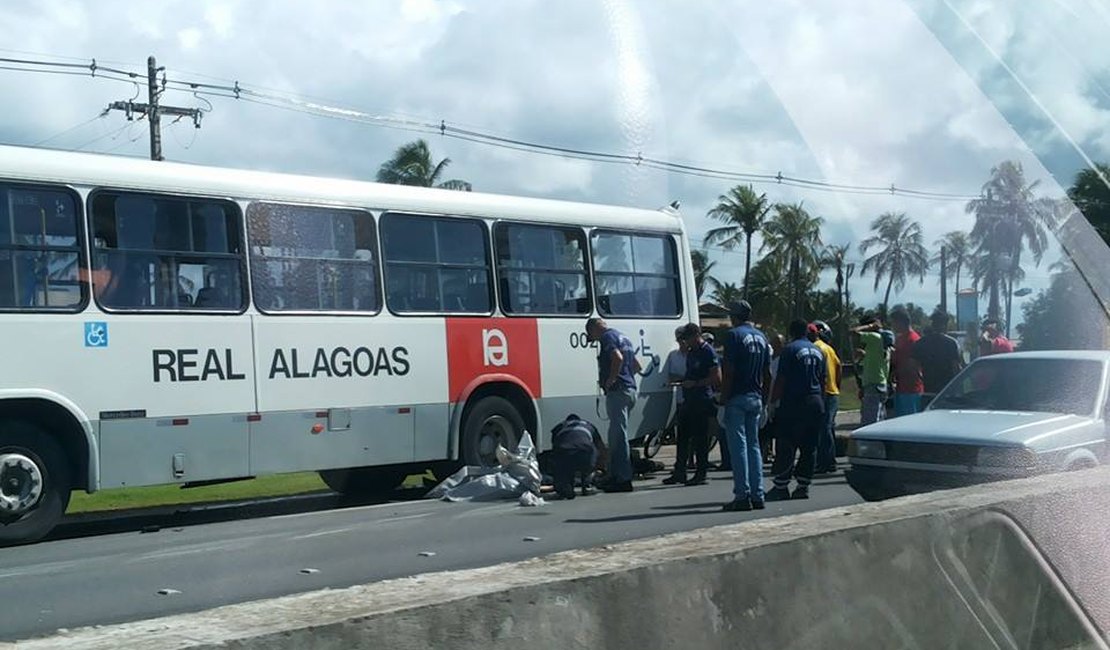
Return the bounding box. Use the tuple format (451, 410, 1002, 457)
(0, 144, 683, 233)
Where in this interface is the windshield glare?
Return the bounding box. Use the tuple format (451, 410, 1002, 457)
(930, 358, 1103, 416)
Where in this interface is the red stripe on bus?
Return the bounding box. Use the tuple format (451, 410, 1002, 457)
(247, 414, 262, 422)
(315, 411, 328, 418)
(172, 418, 189, 426)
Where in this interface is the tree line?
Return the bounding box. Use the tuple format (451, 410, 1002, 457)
(698, 160, 1110, 350)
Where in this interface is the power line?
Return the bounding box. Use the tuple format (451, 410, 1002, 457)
(3, 52, 982, 200)
(32, 111, 108, 146)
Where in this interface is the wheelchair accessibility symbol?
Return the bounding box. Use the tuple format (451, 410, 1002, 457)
(84, 322, 108, 348)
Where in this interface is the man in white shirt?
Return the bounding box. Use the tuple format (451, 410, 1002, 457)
(662, 327, 687, 484)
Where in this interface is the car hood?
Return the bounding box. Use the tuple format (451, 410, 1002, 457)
(851, 409, 1099, 447)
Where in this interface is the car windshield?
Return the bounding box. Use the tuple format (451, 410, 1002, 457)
(930, 358, 1104, 416)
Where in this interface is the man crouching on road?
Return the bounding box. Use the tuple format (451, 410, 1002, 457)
(585, 317, 640, 493)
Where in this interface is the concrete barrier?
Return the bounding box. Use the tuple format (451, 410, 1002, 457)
(13, 468, 1110, 649)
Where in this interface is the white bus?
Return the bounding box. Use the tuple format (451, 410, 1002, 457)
(0, 144, 696, 544)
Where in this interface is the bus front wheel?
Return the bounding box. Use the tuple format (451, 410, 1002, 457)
(0, 422, 72, 546)
(319, 466, 408, 497)
(461, 396, 524, 468)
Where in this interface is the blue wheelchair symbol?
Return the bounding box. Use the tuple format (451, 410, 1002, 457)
(84, 322, 108, 348)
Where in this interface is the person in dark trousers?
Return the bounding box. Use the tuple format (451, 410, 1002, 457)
(721, 301, 773, 512)
(548, 414, 602, 499)
(767, 319, 827, 501)
(663, 323, 720, 487)
(585, 317, 640, 493)
(912, 310, 964, 400)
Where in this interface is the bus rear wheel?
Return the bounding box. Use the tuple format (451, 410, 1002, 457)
(0, 422, 71, 547)
(462, 396, 524, 468)
(318, 466, 409, 498)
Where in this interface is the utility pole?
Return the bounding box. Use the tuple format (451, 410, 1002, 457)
(105, 56, 202, 161)
(939, 246, 948, 317)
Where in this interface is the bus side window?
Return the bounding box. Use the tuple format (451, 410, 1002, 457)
(0, 183, 84, 311)
(493, 221, 590, 317)
(90, 191, 245, 312)
(381, 213, 492, 315)
(247, 202, 380, 314)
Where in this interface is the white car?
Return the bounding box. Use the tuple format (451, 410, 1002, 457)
(846, 351, 1109, 501)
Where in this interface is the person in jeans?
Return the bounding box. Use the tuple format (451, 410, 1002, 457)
(767, 319, 827, 501)
(585, 317, 640, 493)
(662, 327, 688, 481)
(889, 309, 924, 417)
(720, 301, 772, 512)
(851, 315, 890, 426)
(810, 321, 842, 474)
(664, 323, 720, 486)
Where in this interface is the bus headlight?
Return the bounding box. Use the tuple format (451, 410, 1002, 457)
(848, 439, 886, 460)
(977, 446, 1037, 469)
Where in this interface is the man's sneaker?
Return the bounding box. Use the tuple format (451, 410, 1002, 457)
(765, 487, 791, 502)
(599, 480, 634, 493)
(721, 498, 752, 512)
(662, 475, 686, 486)
(791, 487, 810, 500)
(750, 498, 766, 510)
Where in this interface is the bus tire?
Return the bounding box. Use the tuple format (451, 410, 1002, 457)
(318, 466, 408, 497)
(461, 396, 524, 468)
(0, 422, 72, 546)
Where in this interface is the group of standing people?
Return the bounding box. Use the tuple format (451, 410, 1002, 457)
(580, 305, 1007, 506)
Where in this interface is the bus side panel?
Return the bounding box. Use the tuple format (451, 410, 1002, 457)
(249, 316, 448, 472)
(249, 406, 416, 474)
(99, 413, 250, 487)
(85, 315, 253, 487)
(535, 318, 679, 445)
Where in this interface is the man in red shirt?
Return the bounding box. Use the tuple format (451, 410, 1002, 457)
(979, 318, 1015, 356)
(890, 310, 923, 417)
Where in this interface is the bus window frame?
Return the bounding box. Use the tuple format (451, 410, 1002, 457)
(380, 211, 496, 318)
(589, 228, 684, 320)
(492, 219, 593, 319)
(246, 201, 383, 317)
(0, 179, 89, 314)
(86, 187, 250, 316)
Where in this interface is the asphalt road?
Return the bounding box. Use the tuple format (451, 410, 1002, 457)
(0, 463, 861, 641)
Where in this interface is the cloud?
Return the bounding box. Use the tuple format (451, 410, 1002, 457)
(0, 0, 1105, 323)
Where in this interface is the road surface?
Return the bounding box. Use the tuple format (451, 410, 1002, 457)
(0, 464, 861, 641)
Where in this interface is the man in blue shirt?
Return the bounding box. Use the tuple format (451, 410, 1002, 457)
(663, 323, 720, 487)
(585, 317, 640, 493)
(720, 301, 772, 512)
(768, 319, 828, 501)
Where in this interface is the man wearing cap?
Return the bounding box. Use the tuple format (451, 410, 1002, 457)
(585, 317, 641, 493)
(809, 321, 842, 474)
(720, 300, 772, 511)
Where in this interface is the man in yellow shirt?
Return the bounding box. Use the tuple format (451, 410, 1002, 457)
(809, 321, 841, 474)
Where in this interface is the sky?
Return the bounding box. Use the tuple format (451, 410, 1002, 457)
(1, 0, 1109, 328)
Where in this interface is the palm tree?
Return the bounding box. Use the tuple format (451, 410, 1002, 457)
(376, 139, 472, 190)
(761, 202, 823, 318)
(965, 160, 1055, 330)
(859, 212, 930, 310)
(934, 230, 971, 316)
(690, 249, 719, 299)
(746, 256, 790, 330)
(703, 185, 771, 298)
(710, 281, 743, 308)
(821, 243, 851, 349)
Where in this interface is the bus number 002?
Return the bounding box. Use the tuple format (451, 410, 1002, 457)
(569, 332, 595, 349)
